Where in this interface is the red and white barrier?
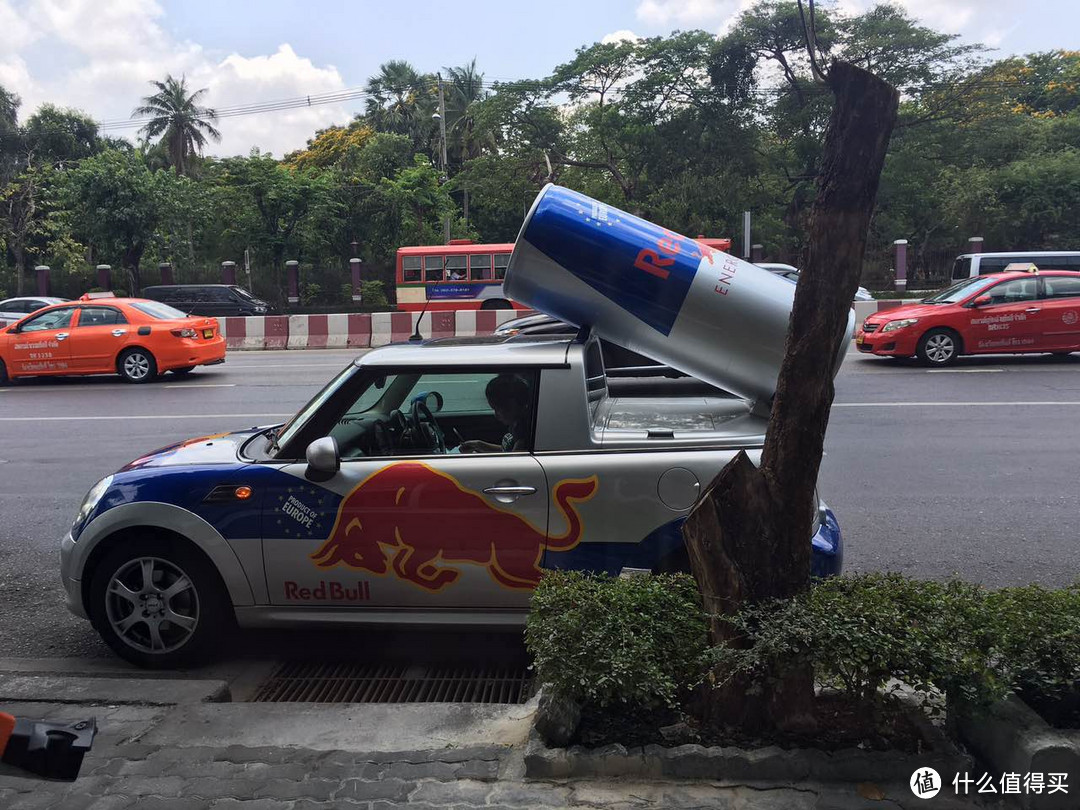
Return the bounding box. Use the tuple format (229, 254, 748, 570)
(219, 315, 288, 350)
(221, 308, 541, 350)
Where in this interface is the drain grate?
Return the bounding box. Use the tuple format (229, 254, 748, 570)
(252, 661, 533, 704)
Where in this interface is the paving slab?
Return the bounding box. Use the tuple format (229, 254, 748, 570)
(140, 700, 535, 752)
(0, 674, 230, 705)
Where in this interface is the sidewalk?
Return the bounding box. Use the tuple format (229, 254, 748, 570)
(0, 663, 995, 809)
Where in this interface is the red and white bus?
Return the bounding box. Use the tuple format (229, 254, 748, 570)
(394, 237, 734, 312)
(395, 240, 521, 312)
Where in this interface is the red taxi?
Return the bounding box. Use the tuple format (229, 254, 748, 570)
(857, 270, 1080, 366)
(0, 293, 225, 384)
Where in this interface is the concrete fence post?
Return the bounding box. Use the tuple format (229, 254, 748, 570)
(894, 239, 908, 293)
(286, 260, 300, 305)
(159, 262, 174, 285)
(751, 244, 763, 263)
(221, 261, 237, 285)
(350, 258, 363, 304)
(35, 265, 50, 296)
(968, 236, 984, 255)
(96, 264, 111, 291)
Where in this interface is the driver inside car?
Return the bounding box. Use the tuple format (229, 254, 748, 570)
(458, 373, 531, 453)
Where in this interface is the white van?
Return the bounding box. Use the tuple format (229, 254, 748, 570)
(951, 251, 1080, 280)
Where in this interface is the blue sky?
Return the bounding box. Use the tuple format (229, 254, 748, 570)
(1, 0, 1077, 156)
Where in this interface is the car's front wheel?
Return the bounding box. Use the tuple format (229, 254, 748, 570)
(118, 348, 158, 383)
(916, 328, 960, 367)
(0, 359, 9, 385)
(88, 537, 232, 668)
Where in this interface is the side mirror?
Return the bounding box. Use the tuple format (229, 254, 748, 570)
(972, 295, 991, 307)
(305, 436, 340, 476)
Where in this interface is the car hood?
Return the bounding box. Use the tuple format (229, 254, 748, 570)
(119, 429, 261, 470)
(863, 303, 944, 325)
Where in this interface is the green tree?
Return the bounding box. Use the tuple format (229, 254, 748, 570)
(133, 75, 221, 176)
(23, 105, 101, 166)
(363, 61, 436, 152)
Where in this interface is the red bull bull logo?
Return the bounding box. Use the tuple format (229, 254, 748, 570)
(311, 462, 597, 591)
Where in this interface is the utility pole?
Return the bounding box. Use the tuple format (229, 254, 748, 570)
(437, 74, 450, 245)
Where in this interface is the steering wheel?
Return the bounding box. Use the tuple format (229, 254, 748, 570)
(408, 394, 446, 453)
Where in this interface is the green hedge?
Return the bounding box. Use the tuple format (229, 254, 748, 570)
(525, 571, 708, 709)
(526, 571, 1080, 717)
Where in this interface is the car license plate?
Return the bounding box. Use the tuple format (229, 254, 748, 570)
(202, 329, 214, 339)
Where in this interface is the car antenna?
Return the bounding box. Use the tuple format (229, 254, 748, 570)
(410, 256, 449, 342)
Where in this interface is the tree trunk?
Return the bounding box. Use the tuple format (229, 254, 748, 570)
(13, 242, 25, 297)
(683, 61, 899, 733)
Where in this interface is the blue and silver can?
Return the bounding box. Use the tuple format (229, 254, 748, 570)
(505, 184, 853, 404)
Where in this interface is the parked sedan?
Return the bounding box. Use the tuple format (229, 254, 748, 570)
(0, 296, 68, 328)
(856, 270, 1080, 366)
(0, 293, 225, 384)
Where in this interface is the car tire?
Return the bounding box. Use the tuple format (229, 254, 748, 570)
(171, 366, 196, 376)
(0, 359, 8, 385)
(916, 328, 961, 367)
(480, 299, 513, 311)
(88, 536, 233, 668)
(117, 348, 158, 383)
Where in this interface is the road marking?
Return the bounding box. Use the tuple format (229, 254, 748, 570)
(0, 414, 291, 422)
(162, 383, 236, 389)
(927, 369, 1004, 374)
(835, 401, 1080, 407)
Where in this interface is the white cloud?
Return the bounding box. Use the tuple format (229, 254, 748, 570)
(0, 0, 353, 157)
(601, 29, 642, 44)
(636, 0, 736, 26)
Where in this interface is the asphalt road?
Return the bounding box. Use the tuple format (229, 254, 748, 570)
(1, 347, 1078, 662)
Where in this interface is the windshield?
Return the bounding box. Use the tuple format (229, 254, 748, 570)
(130, 301, 188, 319)
(922, 276, 998, 304)
(273, 363, 357, 454)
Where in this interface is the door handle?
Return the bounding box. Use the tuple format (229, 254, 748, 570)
(1025, 307, 1041, 313)
(111, 329, 127, 337)
(482, 486, 537, 496)
(55, 332, 69, 341)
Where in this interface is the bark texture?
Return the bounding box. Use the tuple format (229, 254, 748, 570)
(683, 61, 899, 732)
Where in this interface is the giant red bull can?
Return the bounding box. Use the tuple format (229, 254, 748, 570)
(505, 184, 854, 404)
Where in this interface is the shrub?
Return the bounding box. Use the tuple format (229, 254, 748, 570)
(526, 571, 708, 709)
(985, 583, 1080, 705)
(709, 574, 1008, 712)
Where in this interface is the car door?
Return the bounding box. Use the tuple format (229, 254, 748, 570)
(2, 306, 75, 375)
(1037, 276, 1080, 351)
(963, 277, 1048, 353)
(261, 368, 549, 611)
(66, 306, 131, 372)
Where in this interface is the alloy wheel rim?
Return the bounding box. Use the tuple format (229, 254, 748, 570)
(104, 557, 199, 654)
(926, 334, 954, 363)
(124, 353, 150, 379)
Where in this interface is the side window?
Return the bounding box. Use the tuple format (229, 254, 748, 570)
(470, 254, 492, 281)
(494, 253, 510, 280)
(20, 307, 75, 332)
(952, 258, 972, 280)
(402, 257, 422, 283)
(326, 370, 539, 458)
(984, 278, 1039, 304)
(425, 256, 444, 283)
(77, 307, 127, 327)
(445, 256, 467, 281)
(1043, 277, 1080, 300)
(978, 258, 1011, 274)
(210, 288, 232, 302)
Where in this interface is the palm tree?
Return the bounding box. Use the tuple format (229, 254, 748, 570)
(444, 60, 494, 225)
(363, 61, 436, 149)
(133, 75, 220, 176)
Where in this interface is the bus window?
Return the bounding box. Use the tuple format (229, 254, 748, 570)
(978, 258, 1010, 275)
(470, 254, 492, 280)
(402, 257, 422, 283)
(446, 256, 467, 281)
(494, 253, 510, 280)
(425, 256, 444, 283)
(951, 257, 971, 280)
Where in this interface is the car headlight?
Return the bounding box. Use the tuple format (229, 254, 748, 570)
(881, 318, 919, 332)
(71, 475, 113, 540)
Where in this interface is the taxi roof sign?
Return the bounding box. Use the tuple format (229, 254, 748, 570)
(79, 291, 117, 300)
(1004, 262, 1039, 273)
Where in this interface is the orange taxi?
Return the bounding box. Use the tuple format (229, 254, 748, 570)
(0, 293, 225, 384)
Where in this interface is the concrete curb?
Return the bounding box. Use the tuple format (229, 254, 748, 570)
(957, 696, 1080, 810)
(0, 673, 230, 705)
(524, 714, 971, 784)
